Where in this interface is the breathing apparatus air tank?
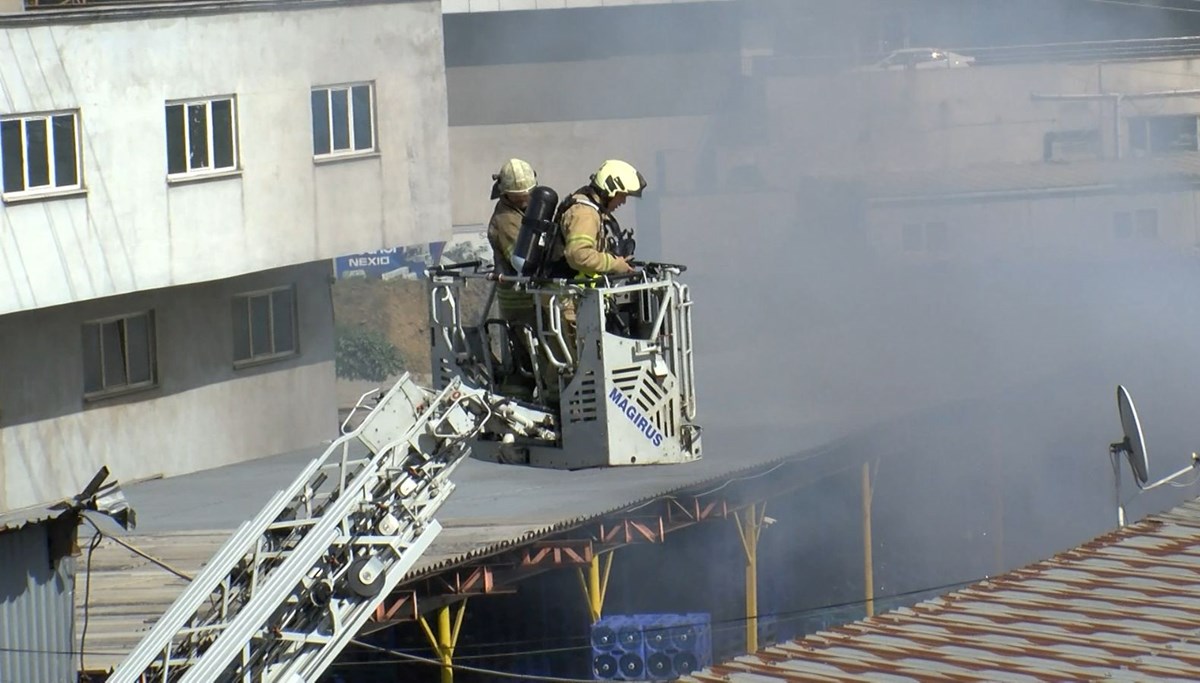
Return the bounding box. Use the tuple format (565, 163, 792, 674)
(511, 185, 559, 276)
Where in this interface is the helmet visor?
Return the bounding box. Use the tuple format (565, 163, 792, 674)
(626, 171, 648, 198)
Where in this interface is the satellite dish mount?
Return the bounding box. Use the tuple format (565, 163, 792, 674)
(1108, 385, 1199, 527)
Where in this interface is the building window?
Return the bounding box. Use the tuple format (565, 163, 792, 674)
(1114, 211, 1132, 239)
(166, 97, 237, 177)
(902, 222, 949, 252)
(1114, 209, 1158, 240)
(1043, 129, 1100, 162)
(902, 223, 923, 251)
(83, 311, 157, 399)
(1129, 116, 1198, 155)
(0, 111, 81, 198)
(311, 83, 375, 158)
(232, 286, 297, 365)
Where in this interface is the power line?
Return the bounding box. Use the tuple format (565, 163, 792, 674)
(335, 578, 980, 665)
(0, 575, 981, 660)
(349, 639, 599, 682)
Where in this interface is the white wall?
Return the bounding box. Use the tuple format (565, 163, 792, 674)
(0, 0, 451, 316)
(755, 58, 1200, 180)
(865, 189, 1200, 262)
(449, 116, 710, 226)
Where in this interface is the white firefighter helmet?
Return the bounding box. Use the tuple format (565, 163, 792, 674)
(590, 159, 647, 199)
(492, 158, 537, 198)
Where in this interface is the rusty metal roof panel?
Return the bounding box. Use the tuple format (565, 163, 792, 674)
(683, 497, 1200, 682)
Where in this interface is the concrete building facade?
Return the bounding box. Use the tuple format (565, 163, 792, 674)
(0, 0, 452, 510)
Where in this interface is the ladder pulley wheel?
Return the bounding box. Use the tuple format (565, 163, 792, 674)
(345, 556, 386, 598)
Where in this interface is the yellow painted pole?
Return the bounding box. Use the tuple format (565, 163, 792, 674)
(418, 601, 468, 683)
(437, 606, 453, 683)
(577, 552, 614, 623)
(735, 503, 765, 654)
(862, 462, 875, 618)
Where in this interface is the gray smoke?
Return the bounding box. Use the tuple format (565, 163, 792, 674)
(444, 0, 1200, 633)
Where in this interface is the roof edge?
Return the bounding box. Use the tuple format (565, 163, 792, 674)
(1, 0, 428, 28)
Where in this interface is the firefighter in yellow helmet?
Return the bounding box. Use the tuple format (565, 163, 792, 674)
(555, 159, 646, 279)
(540, 160, 647, 405)
(486, 158, 539, 399)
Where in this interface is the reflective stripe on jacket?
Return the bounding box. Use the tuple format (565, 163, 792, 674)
(561, 194, 618, 278)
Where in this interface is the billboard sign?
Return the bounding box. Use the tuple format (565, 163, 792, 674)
(333, 243, 446, 280)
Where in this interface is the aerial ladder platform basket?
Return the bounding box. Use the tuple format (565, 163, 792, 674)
(109, 255, 701, 682)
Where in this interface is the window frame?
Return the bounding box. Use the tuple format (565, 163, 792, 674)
(310, 82, 377, 160)
(1043, 129, 1101, 162)
(232, 285, 300, 368)
(1113, 210, 1133, 240)
(1113, 208, 1159, 240)
(1135, 208, 1159, 239)
(1128, 115, 1199, 156)
(164, 95, 240, 180)
(1, 109, 84, 201)
(901, 221, 949, 253)
(82, 310, 158, 401)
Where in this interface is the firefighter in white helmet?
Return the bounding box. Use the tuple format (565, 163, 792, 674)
(486, 158, 539, 399)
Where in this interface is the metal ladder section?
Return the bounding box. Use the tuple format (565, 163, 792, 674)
(109, 374, 485, 683)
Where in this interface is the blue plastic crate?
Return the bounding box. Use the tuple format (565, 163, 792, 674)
(593, 613, 711, 681)
(592, 614, 648, 681)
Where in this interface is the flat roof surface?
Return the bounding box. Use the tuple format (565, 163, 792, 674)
(683, 496, 1200, 683)
(863, 152, 1200, 204)
(75, 420, 841, 671)
(442, 0, 727, 13)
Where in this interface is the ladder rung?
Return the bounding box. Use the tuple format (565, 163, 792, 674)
(266, 518, 321, 530)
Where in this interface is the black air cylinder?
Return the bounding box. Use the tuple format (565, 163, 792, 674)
(513, 185, 559, 276)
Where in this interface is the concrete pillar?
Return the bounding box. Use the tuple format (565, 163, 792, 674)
(0, 0, 24, 13)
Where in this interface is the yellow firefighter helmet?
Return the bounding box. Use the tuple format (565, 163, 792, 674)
(591, 159, 647, 199)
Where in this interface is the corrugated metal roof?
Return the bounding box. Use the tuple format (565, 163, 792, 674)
(74, 433, 842, 671)
(0, 501, 65, 533)
(683, 497, 1200, 683)
(0, 524, 76, 683)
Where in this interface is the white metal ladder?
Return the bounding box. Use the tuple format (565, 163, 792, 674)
(108, 374, 483, 683)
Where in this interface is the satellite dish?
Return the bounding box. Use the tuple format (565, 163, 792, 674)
(1105, 384, 1197, 527)
(1114, 385, 1150, 485)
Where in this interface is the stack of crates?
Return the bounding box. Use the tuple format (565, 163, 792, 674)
(591, 613, 712, 681)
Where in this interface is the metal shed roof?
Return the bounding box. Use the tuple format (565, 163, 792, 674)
(73, 421, 844, 671)
(0, 501, 64, 533)
(683, 497, 1200, 683)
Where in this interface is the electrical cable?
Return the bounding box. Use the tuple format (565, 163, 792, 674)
(347, 639, 605, 682)
(78, 530, 102, 676)
(334, 577, 982, 667)
(55, 430, 1186, 673)
(80, 513, 194, 581)
(0, 572, 1096, 664)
